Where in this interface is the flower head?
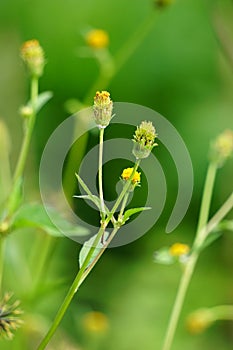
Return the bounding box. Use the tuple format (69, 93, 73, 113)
(86, 29, 109, 49)
(186, 309, 213, 334)
(82, 311, 109, 333)
(93, 91, 113, 128)
(169, 243, 190, 257)
(210, 129, 233, 167)
(121, 168, 141, 184)
(21, 39, 45, 77)
(132, 121, 157, 159)
(0, 293, 23, 339)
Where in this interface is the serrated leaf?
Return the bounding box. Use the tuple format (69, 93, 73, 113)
(153, 247, 175, 265)
(79, 231, 109, 269)
(12, 203, 89, 237)
(123, 207, 151, 223)
(35, 91, 53, 113)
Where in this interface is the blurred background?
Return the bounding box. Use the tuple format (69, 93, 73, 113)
(0, 0, 233, 349)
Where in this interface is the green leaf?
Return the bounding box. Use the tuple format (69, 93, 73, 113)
(123, 207, 151, 223)
(12, 203, 89, 237)
(79, 231, 109, 269)
(74, 194, 101, 210)
(35, 91, 53, 113)
(200, 231, 223, 251)
(215, 220, 233, 232)
(153, 247, 175, 265)
(196, 220, 233, 253)
(74, 194, 110, 214)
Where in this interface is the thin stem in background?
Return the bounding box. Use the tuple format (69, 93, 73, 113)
(162, 161, 218, 350)
(13, 76, 38, 184)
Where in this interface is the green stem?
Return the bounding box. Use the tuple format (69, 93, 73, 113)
(118, 192, 129, 221)
(114, 12, 157, 74)
(98, 128, 105, 218)
(195, 162, 217, 245)
(36, 225, 105, 350)
(162, 161, 217, 350)
(13, 76, 38, 183)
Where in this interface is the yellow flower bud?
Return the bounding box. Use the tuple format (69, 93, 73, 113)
(86, 29, 109, 49)
(82, 311, 109, 333)
(169, 243, 190, 257)
(21, 39, 45, 77)
(186, 309, 213, 334)
(211, 129, 233, 167)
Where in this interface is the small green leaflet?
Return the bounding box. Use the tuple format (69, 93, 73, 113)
(79, 231, 109, 269)
(35, 91, 53, 113)
(12, 203, 89, 237)
(196, 220, 233, 253)
(122, 207, 151, 223)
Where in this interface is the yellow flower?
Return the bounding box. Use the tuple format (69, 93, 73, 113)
(121, 168, 141, 184)
(86, 29, 109, 49)
(186, 309, 213, 334)
(169, 243, 190, 257)
(82, 311, 109, 333)
(21, 39, 45, 77)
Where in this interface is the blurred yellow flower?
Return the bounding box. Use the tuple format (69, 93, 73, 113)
(86, 29, 109, 49)
(82, 311, 109, 333)
(121, 168, 141, 184)
(169, 243, 190, 257)
(186, 309, 213, 334)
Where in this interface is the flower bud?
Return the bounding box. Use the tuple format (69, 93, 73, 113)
(210, 129, 233, 167)
(93, 91, 113, 128)
(19, 105, 33, 119)
(186, 309, 213, 334)
(21, 39, 45, 77)
(169, 243, 190, 257)
(86, 29, 109, 49)
(0, 293, 23, 339)
(132, 121, 157, 159)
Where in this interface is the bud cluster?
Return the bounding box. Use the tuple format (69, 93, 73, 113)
(132, 121, 158, 159)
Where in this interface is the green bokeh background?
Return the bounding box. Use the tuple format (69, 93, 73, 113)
(0, 0, 233, 349)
